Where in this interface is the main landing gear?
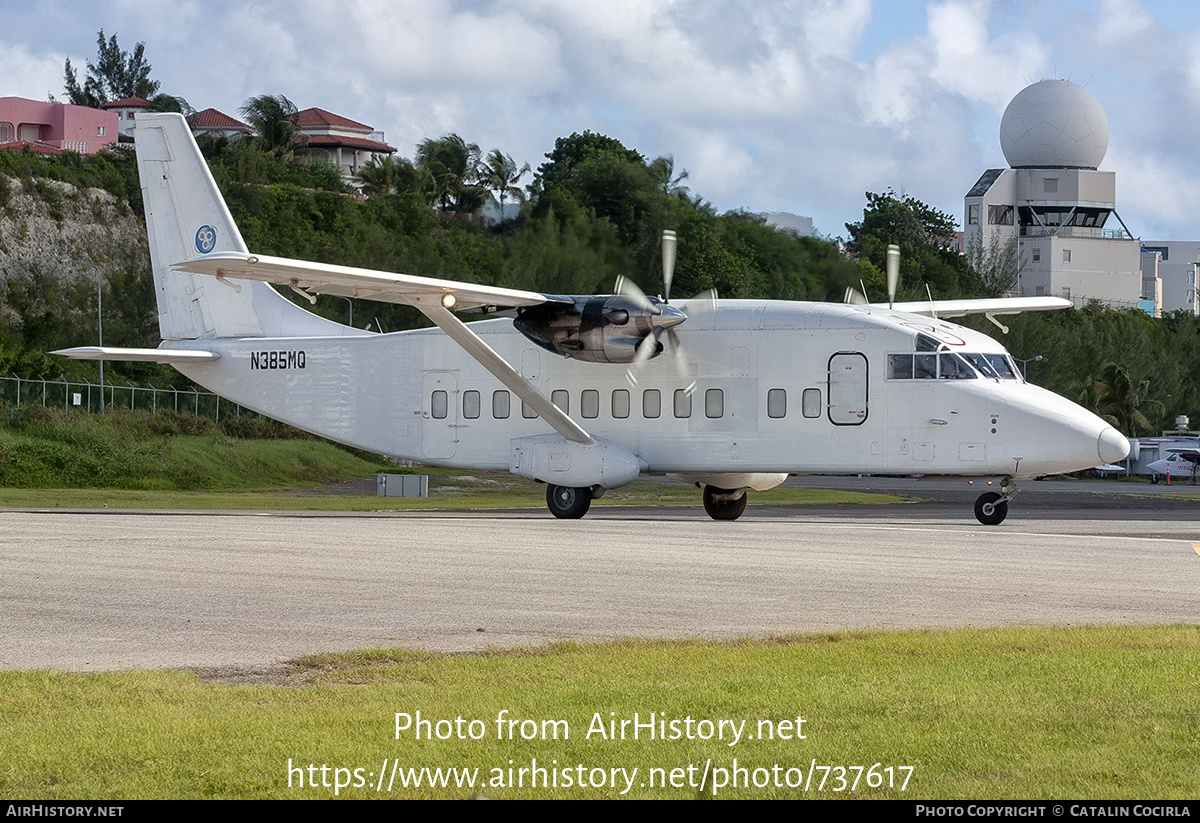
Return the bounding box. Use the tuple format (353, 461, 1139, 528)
(973, 479, 1018, 526)
(546, 484, 592, 519)
(703, 485, 747, 521)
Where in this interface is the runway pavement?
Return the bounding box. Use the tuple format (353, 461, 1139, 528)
(3, 490, 1199, 671)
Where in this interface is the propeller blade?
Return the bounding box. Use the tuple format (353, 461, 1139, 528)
(661, 230, 677, 302)
(886, 243, 900, 308)
(666, 328, 696, 395)
(844, 287, 868, 305)
(625, 328, 661, 386)
(614, 275, 659, 315)
(681, 287, 718, 316)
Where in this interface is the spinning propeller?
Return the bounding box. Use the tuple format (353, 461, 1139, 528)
(844, 243, 901, 307)
(616, 230, 717, 393)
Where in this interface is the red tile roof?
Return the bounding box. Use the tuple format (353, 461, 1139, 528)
(101, 97, 152, 109)
(188, 108, 252, 132)
(302, 133, 396, 153)
(292, 107, 372, 133)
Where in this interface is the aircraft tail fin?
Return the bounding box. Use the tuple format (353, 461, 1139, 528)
(134, 113, 345, 340)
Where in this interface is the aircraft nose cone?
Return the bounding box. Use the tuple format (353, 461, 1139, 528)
(1098, 426, 1130, 464)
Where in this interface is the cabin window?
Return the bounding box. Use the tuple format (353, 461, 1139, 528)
(581, 389, 599, 418)
(674, 389, 692, 418)
(643, 389, 661, 419)
(612, 389, 630, 418)
(522, 400, 538, 419)
(551, 389, 569, 414)
(767, 388, 786, 418)
(463, 390, 480, 419)
(492, 390, 510, 419)
(431, 390, 448, 419)
(802, 388, 821, 418)
(705, 389, 723, 418)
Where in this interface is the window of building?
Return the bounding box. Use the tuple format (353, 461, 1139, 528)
(97, 126, 105, 136)
(967, 204, 979, 225)
(551, 389, 569, 414)
(1032, 249, 1040, 262)
(0, 122, 14, 143)
(581, 389, 599, 418)
(1044, 178, 1058, 194)
(987, 205, 1014, 225)
(1062, 249, 1071, 263)
(643, 389, 661, 419)
(673, 389, 692, 418)
(492, 390, 510, 419)
(767, 388, 786, 418)
(431, 390, 448, 419)
(705, 388, 723, 418)
(463, 390, 480, 419)
(612, 389, 630, 419)
(802, 388, 822, 418)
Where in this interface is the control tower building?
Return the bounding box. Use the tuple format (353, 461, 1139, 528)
(964, 79, 1140, 308)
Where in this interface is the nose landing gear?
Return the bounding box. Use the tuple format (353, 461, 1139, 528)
(974, 478, 1018, 525)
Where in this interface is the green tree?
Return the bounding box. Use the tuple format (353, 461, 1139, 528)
(416, 134, 486, 212)
(239, 94, 304, 158)
(63, 30, 160, 107)
(482, 149, 530, 217)
(844, 189, 978, 299)
(1093, 362, 1159, 437)
(355, 155, 422, 198)
(649, 154, 689, 198)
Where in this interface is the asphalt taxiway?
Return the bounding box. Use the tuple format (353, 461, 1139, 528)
(3, 482, 1198, 671)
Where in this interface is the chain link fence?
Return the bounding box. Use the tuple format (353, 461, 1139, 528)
(1, 374, 252, 422)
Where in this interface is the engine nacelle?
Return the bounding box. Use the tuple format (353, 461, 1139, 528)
(513, 295, 681, 363)
(510, 434, 645, 489)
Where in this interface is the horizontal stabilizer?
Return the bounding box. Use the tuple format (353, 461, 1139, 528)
(52, 347, 220, 363)
(173, 252, 568, 313)
(891, 296, 1072, 318)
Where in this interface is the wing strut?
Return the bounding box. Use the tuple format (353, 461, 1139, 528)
(419, 305, 592, 445)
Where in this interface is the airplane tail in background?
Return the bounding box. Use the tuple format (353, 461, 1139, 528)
(134, 113, 346, 341)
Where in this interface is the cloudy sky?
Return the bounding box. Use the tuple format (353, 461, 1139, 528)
(4, 0, 1199, 240)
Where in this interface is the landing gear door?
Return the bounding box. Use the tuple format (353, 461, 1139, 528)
(828, 352, 868, 425)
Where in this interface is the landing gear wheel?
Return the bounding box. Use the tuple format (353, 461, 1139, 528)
(703, 485, 747, 521)
(547, 485, 591, 519)
(1151, 474, 1160, 484)
(974, 492, 1008, 526)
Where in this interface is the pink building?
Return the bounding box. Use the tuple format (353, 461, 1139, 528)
(0, 97, 118, 155)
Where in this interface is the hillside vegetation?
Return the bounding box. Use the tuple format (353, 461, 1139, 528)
(1, 133, 1198, 437)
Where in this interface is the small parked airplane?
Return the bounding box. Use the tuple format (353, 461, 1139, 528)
(1146, 449, 1200, 484)
(56, 114, 1130, 523)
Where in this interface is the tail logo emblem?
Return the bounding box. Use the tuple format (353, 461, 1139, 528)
(195, 225, 217, 254)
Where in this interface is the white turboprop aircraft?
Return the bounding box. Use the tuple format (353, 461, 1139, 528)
(56, 114, 1130, 524)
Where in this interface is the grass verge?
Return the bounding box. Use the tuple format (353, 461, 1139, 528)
(2, 626, 1196, 799)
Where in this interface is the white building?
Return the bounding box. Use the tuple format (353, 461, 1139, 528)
(964, 79, 1142, 311)
(1139, 241, 1200, 315)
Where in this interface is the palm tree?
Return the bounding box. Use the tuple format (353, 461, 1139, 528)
(649, 154, 689, 197)
(1093, 362, 1159, 436)
(415, 134, 485, 212)
(482, 149, 530, 218)
(240, 94, 303, 158)
(355, 155, 422, 197)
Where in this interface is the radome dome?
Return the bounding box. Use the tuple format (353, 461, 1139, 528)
(999, 79, 1108, 169)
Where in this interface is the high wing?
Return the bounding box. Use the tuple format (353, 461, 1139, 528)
(176, 252, 591, 444)
(891, 296, 1072, 318)
(173, 252, 571, 313)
